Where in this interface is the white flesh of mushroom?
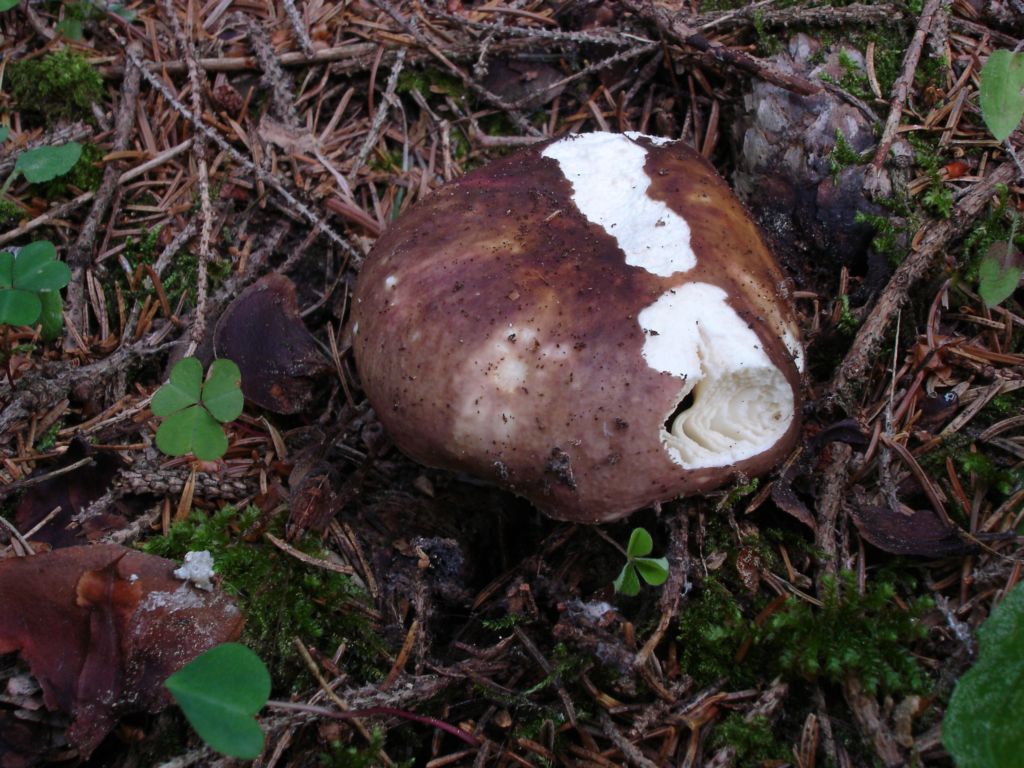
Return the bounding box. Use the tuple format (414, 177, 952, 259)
(541, 133, 695, 277)
(639, 283, 793, 469)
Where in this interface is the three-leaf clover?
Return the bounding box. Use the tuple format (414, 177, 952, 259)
(165, 643, 270, 759)
(980, 50, 1024, 143)
(613, 527, 669, 597)
(14, 142, 83, 184)
(151, 357, 243, 460)
(0, 241, 71, 335)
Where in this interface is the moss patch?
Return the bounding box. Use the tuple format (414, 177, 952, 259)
(8, 49, 104, 125)
(143, 505, 385, 689)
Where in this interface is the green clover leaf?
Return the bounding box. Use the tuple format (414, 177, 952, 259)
(978, 243, 1021, 308)
(980, 50, 1024, 143)
(614, 528, 669, 596)
(165, 643, 270, 760)
(151, 357, 203, 417)
(201, 359, 244, 422)
(0, 243, 70, 328)
(152, 357, 244, 460)
(14, 142, 83, 184)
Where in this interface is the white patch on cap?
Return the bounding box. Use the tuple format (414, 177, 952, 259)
(623, 131, 674, 146)
(638, 283, 794, 469)
(541, 133, 694, 276)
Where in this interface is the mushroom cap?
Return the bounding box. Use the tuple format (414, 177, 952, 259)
(352, 132, 803, 523)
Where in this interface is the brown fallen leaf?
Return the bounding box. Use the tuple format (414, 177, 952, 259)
(214, 273, 330, 414)
(14, 439, 129, 548)
(851, 503, 977, 558)
(0, 545, 243, 757)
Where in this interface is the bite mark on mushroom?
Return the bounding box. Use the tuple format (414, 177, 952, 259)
(638, 282, 794, 469)
(541, 133, 695, 277)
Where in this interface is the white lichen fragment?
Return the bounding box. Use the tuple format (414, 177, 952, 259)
(541, 133, 695, 276)
(638, 283, 794, 469)
(173, 550, 216, 592)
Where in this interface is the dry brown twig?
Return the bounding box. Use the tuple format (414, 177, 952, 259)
(63, 46, 141, 347)
(864, 0, 944, 196)
(163, 0, 212, 354)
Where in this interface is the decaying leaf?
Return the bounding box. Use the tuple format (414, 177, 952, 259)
(13, 440, 128, 548)
(213, 273, 330, 414)
(851, 503, 977, 558)
(0, 545, 243, 757)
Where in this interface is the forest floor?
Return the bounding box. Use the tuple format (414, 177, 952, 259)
(1, 0, 1023, 766)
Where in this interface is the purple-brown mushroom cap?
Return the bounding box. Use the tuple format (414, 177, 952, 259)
(352, 132, 803, 523)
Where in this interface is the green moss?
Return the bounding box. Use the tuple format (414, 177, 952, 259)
(0, 199, 23, 228)
(396, 69, 464, 99)
(836, 294, 859, 335)
(318, 730, 413, 768)
(961, 184, 1023, 283)
(143, 505, 384, 688)
(33, 420, 63, 451)
(829, 130, 866, 182)
(8, 49, 104, 125)
(708, 714, 787, 766)
(959, 452, 1024, 498)
(677, 572, 931, 695)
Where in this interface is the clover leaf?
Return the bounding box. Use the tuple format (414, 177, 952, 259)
(943, 583, 1024, 767)
(0, 241, 71, 329)
(613, 527, 669, 597)
(152, 358, 243, 460)
(13, 142, 83, 184)
(165, 643, 270, 759)
(978, 241, 1022, 309)
(980, 50, 1024, 143)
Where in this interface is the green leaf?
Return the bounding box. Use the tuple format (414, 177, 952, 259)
(14, 142, 83, 183)
(0, 252, 13, 289)
(156, 406, 227, 460)
(634, 557, 669, 586)
(165, 643, 269, 760)
(626, 527, 654, 558)
(0, 127, 9, 143)
(202, 359, 243, 422)
(13, 241, 69, 292)
(37, 291, 64, 341)
(151, 357, 203, 416)
(614, 563, 641, 597)
(0, 289, 41, 326)
(978, 255, 1021, 308)
(0, 0, 17, 11)
(56, 17, 84, 40)
(980, 50, 1024, 143)
(943, 584, 1024, 768)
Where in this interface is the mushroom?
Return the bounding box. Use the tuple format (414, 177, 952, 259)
(352, 131, 803, 523)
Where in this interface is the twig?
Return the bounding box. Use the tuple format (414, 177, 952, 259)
(514, 626, 578, 727)
(0, 456, 94, 500)
(63, 44, 142, 345)
(597, 711, 660, 768)
(350, 48, 407, 185)
(163, 0, 212, 353)
(0, 191, 95, 247)
(864, 0, 943, 192)
(620, 0, 821, 97)
(634, 508, 690, 669)
(0, 122, 94, 176)
(827, 161, 1018, 408)
(815, 443, 851, 585)
(281, 0, 316, 57)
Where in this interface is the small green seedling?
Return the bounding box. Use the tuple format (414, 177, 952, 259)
(980, 50, 1024, 143)
(0, 142, 84, 196)
(943, 583, 1024, 767)
(613, 527, 669, 597)
(977, 215, 1021, 308)
(165, 642, 270, 760)
(151, 357, 243, 461)
(0, 241, 71, 338)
